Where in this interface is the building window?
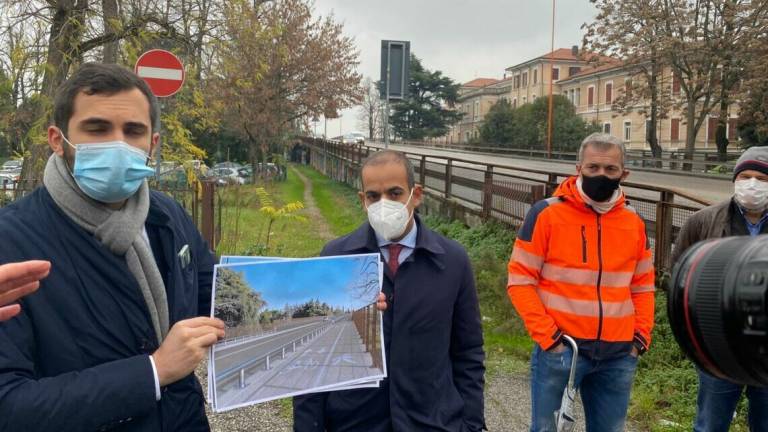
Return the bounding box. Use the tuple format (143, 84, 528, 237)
(522, 72, 528, 87)
(474, 101, 480, 120)
(514, 75, 520, 89)
(605, 82, 613, 105)
(623, 121, 632, 142)
(707, 117, 718, 142)
(624, 78, 633, 98)
(568, 67, 582, 77)
(532, 94, 536, 102)
(575, 88, 581, 106)
(512, 98, 517, 109)
(729, 118, 738, 140)
(670, 118, 680, 141)
(552, 67, 560, 81)
(588, 86, 595, 107)
(534, 69, 538, 84)
(603, 122, 611, 134)
(522, 96, 527, 104)
(646, 120, 654, 142)
(672, 72, 681, 96)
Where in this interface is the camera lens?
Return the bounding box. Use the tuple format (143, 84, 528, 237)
(669, 236, 768, 386)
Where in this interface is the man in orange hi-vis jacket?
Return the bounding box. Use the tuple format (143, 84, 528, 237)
(508, 132, 655, 432)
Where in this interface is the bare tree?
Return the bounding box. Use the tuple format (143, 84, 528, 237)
(587, 0, 768, 165)
(657, 0, 768, 166)
(214, 0, 362, 175)
(357, 77, 382, 140)
(584, 0, 672, 162)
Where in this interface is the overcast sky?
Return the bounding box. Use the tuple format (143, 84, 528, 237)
(310, 0, 599, 136)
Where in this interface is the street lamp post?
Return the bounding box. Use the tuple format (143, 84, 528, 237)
(547, 0, 556, 159)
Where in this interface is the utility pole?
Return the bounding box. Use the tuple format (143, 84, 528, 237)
(546, 0, 556, 159)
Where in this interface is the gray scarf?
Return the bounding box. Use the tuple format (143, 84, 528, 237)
(43, 154, 169, 341)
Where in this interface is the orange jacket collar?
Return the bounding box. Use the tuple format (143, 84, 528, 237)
(553, 176, 626, 212)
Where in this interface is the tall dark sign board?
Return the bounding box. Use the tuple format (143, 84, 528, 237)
(380, 41, 410, 100)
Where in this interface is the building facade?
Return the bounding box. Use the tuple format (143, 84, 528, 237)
(446, 47, 740, 151)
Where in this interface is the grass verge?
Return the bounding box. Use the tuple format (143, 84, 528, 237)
(292, 164, 366, 236)
(216, 169, 325, 258)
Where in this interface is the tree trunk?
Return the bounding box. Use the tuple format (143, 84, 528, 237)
(648, 57, 663, 165)
(716, 68, 730, 162)
(684, 99, 697, 171)
(368, 103, 375, 140)
(101, 0, 120, 63)
(21, 0, 88, 187)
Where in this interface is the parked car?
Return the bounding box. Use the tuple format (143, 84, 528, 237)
(340, 134, 359, 145)
(348, 132, 366, 144)
(237, 166, 253, 183)
(0, 171, 18, 191)
(1, 159, 22, 172)
(210, 167, 245, 185)
(213, 161, 243, 171)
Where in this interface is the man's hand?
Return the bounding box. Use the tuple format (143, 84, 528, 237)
(630, 346, 640, 358)
(153, 317, 225, 387)
(375, 292, 387, 311)
(0, 261, 51, 322)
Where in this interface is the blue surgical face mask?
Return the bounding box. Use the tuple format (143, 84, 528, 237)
(61, 133, 155, 203)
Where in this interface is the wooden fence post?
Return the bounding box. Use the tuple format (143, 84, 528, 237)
(655, 190, 675, 272)
(201, 181, 215, 248)
(419, 156, 427, 186)
(482, 166, 494, 219)
(445, 159, 453, 198)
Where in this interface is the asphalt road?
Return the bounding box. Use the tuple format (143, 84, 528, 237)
(214, 317, 383, 410)
(214, 321, 329, 377)
(369, 142, 733, 204)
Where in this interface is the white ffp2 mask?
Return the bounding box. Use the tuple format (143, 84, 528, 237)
(366, 189, 414, 240)
(735, 177, 768, 211)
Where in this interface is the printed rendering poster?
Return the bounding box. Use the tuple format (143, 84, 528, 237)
(209, 254, 386, 412)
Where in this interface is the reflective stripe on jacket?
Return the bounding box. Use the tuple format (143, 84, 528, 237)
(507, 176, 655, 359)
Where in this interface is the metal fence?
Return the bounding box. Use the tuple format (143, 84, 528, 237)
(302, 137, 710, 274)
(361, 140, 738, 175)
(1, 178, 221, 249)
(352, 303, 383, 371)
(217, 321, 332, 390)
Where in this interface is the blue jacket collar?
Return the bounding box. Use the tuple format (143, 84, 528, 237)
(146, 191, 173, 226)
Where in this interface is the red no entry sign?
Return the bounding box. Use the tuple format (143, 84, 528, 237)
(135, 49, 185, 98)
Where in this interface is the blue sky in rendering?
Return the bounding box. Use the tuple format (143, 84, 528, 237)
(217, 254, 380, 311)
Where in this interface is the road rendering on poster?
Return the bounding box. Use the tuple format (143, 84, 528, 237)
(209, 254, 386, 412)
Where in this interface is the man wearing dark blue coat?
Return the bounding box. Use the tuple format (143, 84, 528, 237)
(0, 63, 224, 431)
(293, 150, 486, 431)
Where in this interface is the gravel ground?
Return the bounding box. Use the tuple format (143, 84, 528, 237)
(197, 362, 292, 432)
(485, 371, 639, 431)
(199, 362, 638, 431)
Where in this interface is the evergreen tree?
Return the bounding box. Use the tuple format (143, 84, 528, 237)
(214, 268, 265, 328)
(390, 55, 463, 140)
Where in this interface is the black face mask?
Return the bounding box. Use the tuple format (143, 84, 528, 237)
(581, 174, 621, 202)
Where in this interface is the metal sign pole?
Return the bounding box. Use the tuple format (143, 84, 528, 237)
(385, 41, 391, 149)
(155, 100, 164, 178)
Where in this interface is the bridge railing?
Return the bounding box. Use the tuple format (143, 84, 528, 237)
(216, 321, 332, 389)
(358, 140, 739, 175)
(301, 137, 711, 275)
(351, 303, 382, 371)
